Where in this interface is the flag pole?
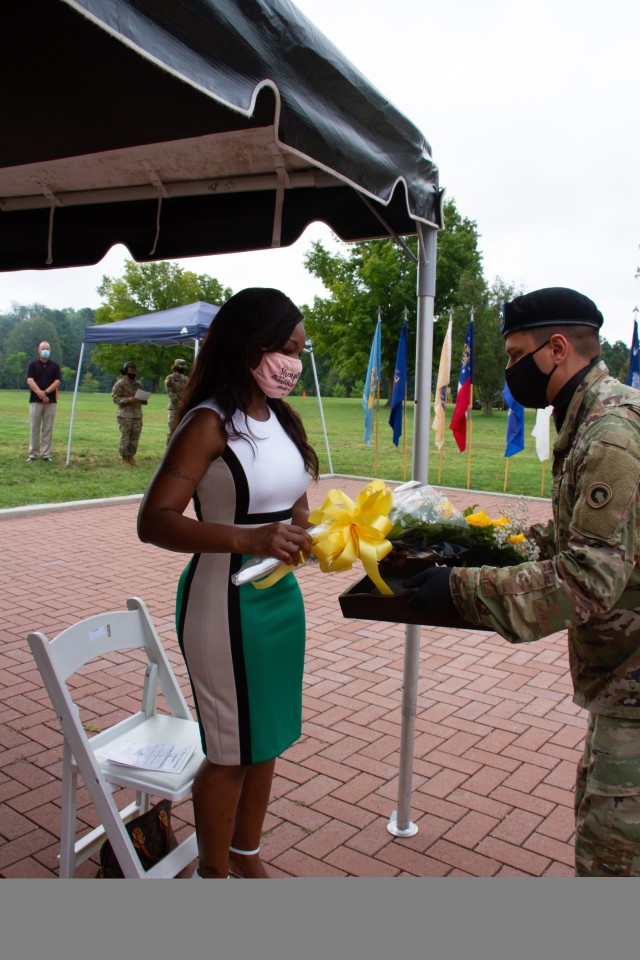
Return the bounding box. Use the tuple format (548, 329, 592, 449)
(503, 455, 510, 493)
(465, 307, 475, 490)
(402, 382, 408, 480)
(541, 460, 546, 497)
(374, 377, 380, 478)
(466, 383, 473, 489)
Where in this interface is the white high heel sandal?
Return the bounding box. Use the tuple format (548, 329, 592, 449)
(228, 845, 260, 878)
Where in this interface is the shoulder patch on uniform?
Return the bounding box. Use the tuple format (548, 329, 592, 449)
(586, 482, 613, 508)
(599, 431, 630, 450)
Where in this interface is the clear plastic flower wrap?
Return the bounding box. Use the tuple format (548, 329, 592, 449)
(230, 524, 326, 587)
(386, 480, 540, 566)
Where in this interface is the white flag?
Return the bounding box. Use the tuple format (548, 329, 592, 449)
(432, 319, 452, 451)
(531, 405, 553, 461)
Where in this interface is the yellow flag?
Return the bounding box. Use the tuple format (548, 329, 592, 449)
(432, 318, 452, 451)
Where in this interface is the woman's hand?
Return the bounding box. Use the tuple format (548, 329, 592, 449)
(242, 522, 314, 564)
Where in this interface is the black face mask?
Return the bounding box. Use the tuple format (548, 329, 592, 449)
(504, 340, 556, 409)
(126, 371, 137, 380)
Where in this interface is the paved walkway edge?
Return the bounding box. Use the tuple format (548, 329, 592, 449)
(0, 474, 550, 521)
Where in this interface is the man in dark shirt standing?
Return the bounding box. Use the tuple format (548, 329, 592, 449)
(25, 341, 62, 462)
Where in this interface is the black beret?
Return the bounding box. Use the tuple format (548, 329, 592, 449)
(500, 287, 603, 336)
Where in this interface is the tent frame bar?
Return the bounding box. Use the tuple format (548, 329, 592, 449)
(305, 339, 333, 474)
(387, 221, 437, 838)
(1, 170, 343, 213)
(66, 342, 85, 467)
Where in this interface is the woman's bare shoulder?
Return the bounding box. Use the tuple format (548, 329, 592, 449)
(170, 405, 227, 458)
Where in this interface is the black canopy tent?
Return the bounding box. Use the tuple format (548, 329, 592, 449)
(1, 0, 445, 839)
(1, 0, 442, 268)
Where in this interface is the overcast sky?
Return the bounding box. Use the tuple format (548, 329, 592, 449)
(0, 0, 637, 346)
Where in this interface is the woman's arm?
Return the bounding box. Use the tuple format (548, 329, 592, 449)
(137, 409, 314, 563)
(291, 492, 311, 530)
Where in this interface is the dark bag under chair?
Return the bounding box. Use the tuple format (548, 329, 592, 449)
(97, 799, 177, 877)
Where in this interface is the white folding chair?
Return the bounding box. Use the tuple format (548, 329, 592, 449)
(27, 596, 203, 878)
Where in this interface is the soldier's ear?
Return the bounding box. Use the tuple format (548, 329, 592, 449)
(548, 333, 570, 363)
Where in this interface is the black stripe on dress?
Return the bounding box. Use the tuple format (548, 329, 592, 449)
(175, 554, 209, 756)
(222, 447, 254, 764)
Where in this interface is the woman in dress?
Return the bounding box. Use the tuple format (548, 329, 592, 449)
(137, 288, 318, 878)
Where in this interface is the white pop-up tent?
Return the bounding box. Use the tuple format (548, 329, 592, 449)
(67, 301, 334, 471)
(2, 0, 444, 838)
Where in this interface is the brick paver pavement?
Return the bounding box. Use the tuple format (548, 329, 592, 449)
(0, 476, 582, 877)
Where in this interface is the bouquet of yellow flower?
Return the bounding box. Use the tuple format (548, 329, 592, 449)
(384, 480, 540, 569)
(231, 480, 539, 595)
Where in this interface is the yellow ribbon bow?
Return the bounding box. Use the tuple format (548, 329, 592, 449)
(306, 480, 395, 596)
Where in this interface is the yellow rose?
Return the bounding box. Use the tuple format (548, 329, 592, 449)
(465, 510, 509, 528)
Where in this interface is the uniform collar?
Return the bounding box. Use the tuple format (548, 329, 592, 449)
(553, 360, 609, 456)
(552, 357, 601, 432)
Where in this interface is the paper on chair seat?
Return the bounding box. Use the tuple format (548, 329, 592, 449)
(105, 741, 195, 774)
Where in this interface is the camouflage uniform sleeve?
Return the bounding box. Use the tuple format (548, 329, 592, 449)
(112, 378, 130, 406)
(165, 375, 180, 403)
(527, 519, 556, 560)
(450, 423, 640, 644)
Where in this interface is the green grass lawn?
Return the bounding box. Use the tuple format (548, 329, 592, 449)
(0, 390, 554, 509)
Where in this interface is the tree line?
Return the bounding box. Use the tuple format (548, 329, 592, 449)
(0, 198, 633, 403)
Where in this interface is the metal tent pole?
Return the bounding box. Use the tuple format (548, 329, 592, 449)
(65, 342, 85, 467)
(388, 221, 437, 837)
(305, 338, 333, 475)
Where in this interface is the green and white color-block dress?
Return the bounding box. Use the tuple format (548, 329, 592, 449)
(176, 400, 310, 766)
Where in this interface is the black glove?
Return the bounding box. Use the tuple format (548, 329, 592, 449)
(403, 566, 457, 618)
(402, 566, 476, 629)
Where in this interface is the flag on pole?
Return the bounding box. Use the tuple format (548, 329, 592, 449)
(503, 383, 525, 457)
(449, 319, 474, 452)
(531, 405, 553, 461)
(362, 317, 382, 446)
(432, 318, 452, 451)
(388, 319, 408, 446)
(626, 314, 639, 389)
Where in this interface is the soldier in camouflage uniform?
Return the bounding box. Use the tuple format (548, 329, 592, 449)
(111, 361, 147, 465)
(406, 287, 640, 876)
(164, 358, 189, 445)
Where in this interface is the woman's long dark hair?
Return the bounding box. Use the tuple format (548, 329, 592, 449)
(178, 287, 319, 479)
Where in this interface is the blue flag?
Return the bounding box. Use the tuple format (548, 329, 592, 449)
(503, 382, 525, 457)
(388, 320, 408, 446)
(626, 318, 640, 389)
(362, 319, 382, 446)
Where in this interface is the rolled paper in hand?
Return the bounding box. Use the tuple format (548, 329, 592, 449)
(230, 523, 328, 587)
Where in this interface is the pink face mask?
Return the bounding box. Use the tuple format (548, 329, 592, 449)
(251, 351, 302, 398)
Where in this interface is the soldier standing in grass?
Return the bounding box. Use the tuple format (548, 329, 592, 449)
(164, 358, 189, 445)
(406, 287, 640, 877)
(111, 361, 147, 466)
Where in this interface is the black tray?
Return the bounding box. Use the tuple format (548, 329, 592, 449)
(339, 573, 425, 625)
(338, 572, 473, 628)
